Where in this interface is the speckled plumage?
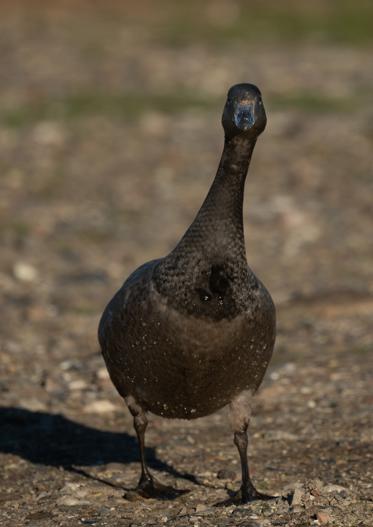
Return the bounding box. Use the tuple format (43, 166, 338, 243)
(98, 83, 277, 502)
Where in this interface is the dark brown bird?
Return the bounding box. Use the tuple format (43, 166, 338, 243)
(98, 83, 276, 504)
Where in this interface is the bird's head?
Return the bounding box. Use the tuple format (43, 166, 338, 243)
(222, 83, 267, 140)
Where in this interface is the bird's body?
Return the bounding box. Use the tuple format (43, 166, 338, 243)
(98, 84, 276, 503)
(99, 258, 275, 420)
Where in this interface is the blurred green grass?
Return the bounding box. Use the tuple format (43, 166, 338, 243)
(1, 90, 369, 128)
(14, 1, 373, 48)
(0, 93, 216, 128)
(1, 0, 372, 128)
(154, 0, 373, 46)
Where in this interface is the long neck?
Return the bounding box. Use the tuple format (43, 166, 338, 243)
(173, 134, 256, 260)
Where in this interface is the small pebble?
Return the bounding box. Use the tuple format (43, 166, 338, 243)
(291, 485, 305, 506)
(217, 469, 236, 480)
(195, 503, 210, 513)
(317, 510, 331, 524)
(97, 367, 110, 380)
(69, 379, 88, 391)
(32, 121, 65, 146)
(323, 484, 348, 496)
(13, 262, 38, 282)
(83, 400, 117, 414)
(57, 496, 90, 506)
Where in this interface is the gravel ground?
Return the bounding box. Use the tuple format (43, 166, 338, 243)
(0, 2, 372, 526)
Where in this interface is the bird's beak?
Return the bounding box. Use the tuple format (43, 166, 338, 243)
(233, 102, 255, 131)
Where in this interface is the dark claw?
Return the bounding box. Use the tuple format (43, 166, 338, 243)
(242, 487, 276, 502)
(124, 475, 189, 501)
(216, 486, 277, 506)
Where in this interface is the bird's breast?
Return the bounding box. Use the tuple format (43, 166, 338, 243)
(103, 281, 275, 419)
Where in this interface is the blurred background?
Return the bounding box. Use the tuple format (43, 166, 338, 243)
(1, 1, 372, 525)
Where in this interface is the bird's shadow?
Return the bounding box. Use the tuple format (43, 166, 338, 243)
(0, 406, 198, 494)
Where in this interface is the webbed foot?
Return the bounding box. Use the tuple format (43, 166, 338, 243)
(124, 475, 189, 501)
(216, 485, 276, 506)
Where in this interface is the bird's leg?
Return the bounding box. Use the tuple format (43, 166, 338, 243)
(126, 395, 161, 495)
(131, 403, 152, 488)
(233, 426, 273, 502)
(125, 395, 187, 500)
(220, 390, 275, 505)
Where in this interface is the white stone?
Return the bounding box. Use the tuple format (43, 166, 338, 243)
(83, 400, 117, 414)
(13, 262, 38, 282)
